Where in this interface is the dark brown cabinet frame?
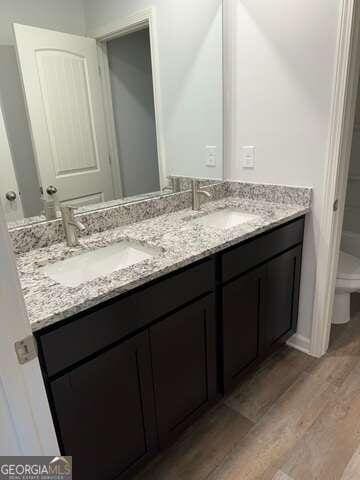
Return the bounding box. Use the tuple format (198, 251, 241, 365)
(34, 216, 304, 480)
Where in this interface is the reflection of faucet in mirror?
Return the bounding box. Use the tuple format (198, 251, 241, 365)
(60, 206, 86, 247)
(170, 177, 181, 193)
(42, 185, 58, 221)
(163, 177, 181, 193)
(191, 180, 212, 211)
(43, 199, 57, 221)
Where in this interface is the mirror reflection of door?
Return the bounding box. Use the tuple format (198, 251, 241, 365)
(14, 24, 115, 208)
(14, 22, 162, 211)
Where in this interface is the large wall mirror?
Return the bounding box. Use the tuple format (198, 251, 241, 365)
(0, 0, 223, 226)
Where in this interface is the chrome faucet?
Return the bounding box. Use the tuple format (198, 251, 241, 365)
(191, 179, 212, 210)
(60, 205, 86, 247)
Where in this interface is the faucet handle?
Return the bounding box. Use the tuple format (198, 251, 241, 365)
(62, 205, 85, 230)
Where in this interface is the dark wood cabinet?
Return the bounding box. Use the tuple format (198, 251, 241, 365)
(150, 295, 216, 447)
(221, 217, 304, 283)
(222, 266, 265, 390)
(36, 217, 305, 480)
(50, 331, 157, 480)
(38, 259, 214, 377)
(220, 219, 304, 391)
(263, 245, 302, 352)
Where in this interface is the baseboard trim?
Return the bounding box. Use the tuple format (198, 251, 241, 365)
(286, 333, 311, 355)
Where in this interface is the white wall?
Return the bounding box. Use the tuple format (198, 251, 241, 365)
(0, 0, 86, 44)
(107, 29, 160, 197)
(224, 0, 341, 341)
(344, 132, 360, 234)
(84, 0, 223, 180)
(344, 83, 360, 234)
(0, 0, 86, 217)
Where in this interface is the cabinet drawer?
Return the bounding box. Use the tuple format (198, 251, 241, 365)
(221, 217, 304, 282)
(38, 258, 215, 377)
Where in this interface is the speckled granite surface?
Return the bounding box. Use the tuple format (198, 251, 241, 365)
(10, 181, 311, 255)
(10, 183, 228, 254)
(16, 191, 311, 332)
(228, 182, 312, 207)
(7, 179, 221, 231)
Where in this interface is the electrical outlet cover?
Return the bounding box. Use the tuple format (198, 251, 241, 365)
(205, 146, 217, 167)
(242, 146, 255, 169)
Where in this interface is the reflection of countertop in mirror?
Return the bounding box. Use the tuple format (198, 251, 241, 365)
(6, 179, 222, 230)
(6, 190, 166, 229)
(15, 184, 312, 332)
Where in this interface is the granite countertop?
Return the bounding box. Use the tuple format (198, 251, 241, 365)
(16, 196, 310, 332)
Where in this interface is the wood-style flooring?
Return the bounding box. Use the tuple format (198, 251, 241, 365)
(135, 294, 360, 480)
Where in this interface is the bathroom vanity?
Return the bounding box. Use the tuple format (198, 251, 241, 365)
(31, 211, 305, 480)
(0, 0, 313, 471)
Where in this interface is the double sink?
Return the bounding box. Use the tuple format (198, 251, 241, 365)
(42, 208, 261, 287)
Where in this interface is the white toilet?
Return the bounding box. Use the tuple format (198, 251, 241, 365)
(332, 251, 360, 324)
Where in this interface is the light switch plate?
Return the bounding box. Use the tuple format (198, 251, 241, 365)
(242, 146, 255, 169)
(205, 146, 217, 167)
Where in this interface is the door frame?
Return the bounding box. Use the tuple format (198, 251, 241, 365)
(97, 42, 124, 199)
(89, 7, 167, 190)
(311, 0, 360, 357)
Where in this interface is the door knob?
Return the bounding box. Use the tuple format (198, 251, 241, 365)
(5, 191, 17, 201)
(46, 185, 58, 196)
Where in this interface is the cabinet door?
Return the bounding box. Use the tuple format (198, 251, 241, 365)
(149, 295, 217, 447)
(50, 331, 157, 480)
(263, 245, 302, 351)
(222, 266, 265, 391)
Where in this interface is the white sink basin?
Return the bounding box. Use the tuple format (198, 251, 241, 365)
(41, 241, 160, 287)
(191, 209, 261, 229)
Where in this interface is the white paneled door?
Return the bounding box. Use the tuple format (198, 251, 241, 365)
(14, 24, 114, 205)
(0, 203, 59, 455)
(0, 102, 59, 453)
